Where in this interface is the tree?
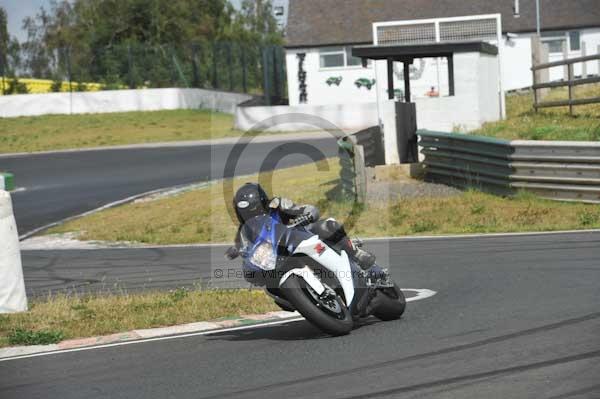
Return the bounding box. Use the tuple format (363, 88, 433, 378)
(0, 7, 7, 93)
(16, 0, 284, 91)
(1, 6, 28, 94)
(234, 0, 282, 45)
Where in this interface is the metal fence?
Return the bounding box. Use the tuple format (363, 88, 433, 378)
(532, 52, 600, 115)
(0, 42, 287, 104)
(419, 130, 600, 203)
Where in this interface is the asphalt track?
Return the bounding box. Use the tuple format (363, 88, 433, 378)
(0, 135, 337, 236)
(4, 231, 599, 398)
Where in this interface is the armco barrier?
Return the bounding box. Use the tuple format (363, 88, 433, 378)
(0, 190, 28, 313)
(419, 130, 600, 203)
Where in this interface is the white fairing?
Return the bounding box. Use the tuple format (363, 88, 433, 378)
(287, 235, 355, 305)
(279, 266, 326, 296)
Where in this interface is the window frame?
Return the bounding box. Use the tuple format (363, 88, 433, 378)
(318, 46, 371, 70)
(569, 31, 581, 51)
(319, 47, 346, 69)
(541, 30, 581, 54)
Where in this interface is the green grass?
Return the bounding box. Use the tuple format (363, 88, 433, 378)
(49, 159, 600, 245)
(0, 289, 278, 348)
(0, 109, 253, 154)
(472, 83, 600, 141)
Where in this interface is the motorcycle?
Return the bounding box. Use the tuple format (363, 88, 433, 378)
(235, 212, 406, 336)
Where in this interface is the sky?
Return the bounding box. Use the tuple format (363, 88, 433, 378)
(0, 0, 49, 42)
(0, 0, 287, 43)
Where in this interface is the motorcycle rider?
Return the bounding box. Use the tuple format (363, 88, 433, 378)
(225, 182, 376, 270)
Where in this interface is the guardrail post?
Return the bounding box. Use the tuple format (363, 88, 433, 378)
(531, 36, 541, 112)
(354, 145, 367, 203)
(581, 42, 587, 79)
(337, 138, 356, 199)
(568, 63, 574, 116)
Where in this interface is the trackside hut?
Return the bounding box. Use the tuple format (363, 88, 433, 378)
(284, 0, 600, 106)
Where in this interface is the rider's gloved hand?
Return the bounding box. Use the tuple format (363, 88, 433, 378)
(224, 246, 239, 260)
(291, 213, 313, 227)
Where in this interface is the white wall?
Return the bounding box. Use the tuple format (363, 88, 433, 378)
(286, 49, 378, 106)
(478, 54, 502, 124)
(235, 95, 497, 134)
(235, 102, 379, 131)
(500, 27, 600, 90)
(286, 27, 600, 103)
(501, 33, 534, 91)
(0, 88, 253, 118)
(286, 48, 452, 107)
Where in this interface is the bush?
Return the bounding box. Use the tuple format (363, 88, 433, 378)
(50, 79, 63, 92)
(3, 77, 29, 95)
(8, 328, 65, 346)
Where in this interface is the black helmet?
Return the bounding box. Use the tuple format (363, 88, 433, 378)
(233, 183, 269, 223)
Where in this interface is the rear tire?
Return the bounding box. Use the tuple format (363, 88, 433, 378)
(373, 284, 406, 321)
(281, 275, 353, 336)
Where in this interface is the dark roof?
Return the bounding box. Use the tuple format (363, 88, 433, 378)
(286, 0, 600, 48)
(352, 41, 498, 61)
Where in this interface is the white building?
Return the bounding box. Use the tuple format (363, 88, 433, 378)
(284, 0, 600, 107)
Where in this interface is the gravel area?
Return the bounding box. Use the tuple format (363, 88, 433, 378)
(366, 179, 462, 202)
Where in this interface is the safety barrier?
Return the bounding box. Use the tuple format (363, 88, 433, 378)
(337, 126, 384, 202)
(0, 190, 28, 313)
(0, 172, 14, 191)
(419, 130, 600, 203)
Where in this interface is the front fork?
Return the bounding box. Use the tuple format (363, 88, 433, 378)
(351, 264, 394, 318)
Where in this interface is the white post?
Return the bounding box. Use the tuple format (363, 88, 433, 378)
(496, 15, 506, 119)
(381, 100, 400, 165)
(0, 190, 28, 313)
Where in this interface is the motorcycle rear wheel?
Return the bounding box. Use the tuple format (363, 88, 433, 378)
(373, 283, 406, 321)
(281, 275, 353, 336)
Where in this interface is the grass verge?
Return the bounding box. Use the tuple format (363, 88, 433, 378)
(0, 109, 262, 154)
(472, 83, 600, 141)
(49, 159, 600, 245)
(0, 289, 278, 348)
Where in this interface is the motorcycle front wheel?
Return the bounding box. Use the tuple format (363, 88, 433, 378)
(373, 283, 406, 321)
(281, 274, 353, 336)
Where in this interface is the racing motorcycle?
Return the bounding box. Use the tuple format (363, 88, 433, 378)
(236, 212, 406, 336)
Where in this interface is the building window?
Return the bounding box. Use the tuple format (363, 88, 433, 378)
(546, 39, 565, 53)
(319, 47, 346, 68)
(346, 47, 363, 66)
(541, 31, 566, 54)
(274, 6, 284, 16)
(569, 31, 581, 51)
(319, 46, 368, 69)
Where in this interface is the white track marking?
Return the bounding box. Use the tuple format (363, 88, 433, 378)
(0, 288, 435, 362)
(361, 229, 600, 241)
(403, 289, 437, 302)
(0, 317, 304, 363)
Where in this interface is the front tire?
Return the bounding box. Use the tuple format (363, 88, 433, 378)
(373, 284, 406, 321)
(281, 275, 353, 336)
